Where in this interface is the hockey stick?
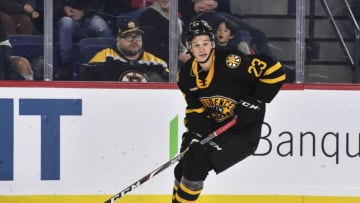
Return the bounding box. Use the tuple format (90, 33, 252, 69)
(104, 116, 238, 203)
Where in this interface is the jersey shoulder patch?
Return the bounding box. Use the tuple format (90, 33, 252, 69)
(225, 54, 241, 69)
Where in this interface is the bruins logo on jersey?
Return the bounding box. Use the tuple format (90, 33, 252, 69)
(119, 70, 149, 82)
(225, 54, 241, 69)
(200, 95, 237, 122)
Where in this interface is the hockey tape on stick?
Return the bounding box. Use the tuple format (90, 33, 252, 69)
(104, 116, 238, 203)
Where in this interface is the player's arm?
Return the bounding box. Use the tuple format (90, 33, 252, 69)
(182, 92, 212, 135)
(247, 54, 286, 103)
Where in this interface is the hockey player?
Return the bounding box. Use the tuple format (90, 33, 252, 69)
(172, 20, 286, 202)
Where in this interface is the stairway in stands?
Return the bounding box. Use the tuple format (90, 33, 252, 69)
(230, 0, 356, 83)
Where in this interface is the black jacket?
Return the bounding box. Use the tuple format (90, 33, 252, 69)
(62, 0, 100, 17)
(0, 0, 37, 15)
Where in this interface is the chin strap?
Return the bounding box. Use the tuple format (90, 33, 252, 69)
(192, 49, 215, 89)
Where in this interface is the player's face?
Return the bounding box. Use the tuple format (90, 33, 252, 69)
(190, 35, 214, 62)
(118, 32, 143, 57)
(216, 22, 233, 46)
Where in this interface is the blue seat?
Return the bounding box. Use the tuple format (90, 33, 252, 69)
(8, 34, 44, 62)
(77, 37, 116, 63)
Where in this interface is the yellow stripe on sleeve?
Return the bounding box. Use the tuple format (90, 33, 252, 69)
(259, 74, 286, 84)
(263, 62, 282, 76)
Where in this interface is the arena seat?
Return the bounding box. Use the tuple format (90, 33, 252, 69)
(77, 37, 116, 64)
(8, 34, 44, 63)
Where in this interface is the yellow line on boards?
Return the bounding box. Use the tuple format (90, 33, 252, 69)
(1, 195, 360, 203)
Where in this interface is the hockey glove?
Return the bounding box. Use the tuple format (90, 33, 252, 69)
(180, 132, 203, 153)
(235, 97, 264, 128)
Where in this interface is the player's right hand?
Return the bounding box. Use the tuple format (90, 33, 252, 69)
(235, 97, 265, 128)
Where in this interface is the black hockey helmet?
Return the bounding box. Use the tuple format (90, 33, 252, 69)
(186, 20, 215, 43)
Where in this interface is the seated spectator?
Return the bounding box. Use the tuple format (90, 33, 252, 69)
(56, 0, 113, 80)
(179, 0, 274, 57)
(215, 20, 252, 54)
(101, 0, 156, 16)
(137, 0, 191, 65)
(78, 19, 169, 82)
(179, 0, 232, 28)
(0, 44, 33, 80)
(31, 0, 44, 34)
(98, 0, 156, 34)
(0, 18, 32, 80)
(11, 56, 34, 80)
(0, 0, 41, 35)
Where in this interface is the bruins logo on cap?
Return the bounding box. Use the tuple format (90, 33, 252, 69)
(127, 21, 136, 29)
(225, 54, 241, 69)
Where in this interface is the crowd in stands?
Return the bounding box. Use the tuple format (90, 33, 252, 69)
(0, 0, 312, 82)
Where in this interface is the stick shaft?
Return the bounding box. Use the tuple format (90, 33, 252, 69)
(104, 116, 237, 203)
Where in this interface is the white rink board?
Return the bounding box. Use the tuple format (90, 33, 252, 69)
(0, 87, 359, 196)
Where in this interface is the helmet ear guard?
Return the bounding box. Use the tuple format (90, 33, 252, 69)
(186, 20, 215, 43)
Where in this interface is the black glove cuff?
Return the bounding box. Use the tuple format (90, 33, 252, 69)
(238, 97, 262, 111)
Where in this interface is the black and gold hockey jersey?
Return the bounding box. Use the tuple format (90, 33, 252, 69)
(78, 45, 169, 82)
(177, 48, 286, 125)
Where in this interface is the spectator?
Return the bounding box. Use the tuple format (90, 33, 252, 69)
(31, 0, 44, 34)
(96, 0, 153, 37)
(0, 18, 33, 80)
(137, 0, 191, 64)
(179, 0, 274, 57)
(11, 56, 34, 80)
(78, 19, 169, 82)
(179, 0, 230, 28)
(0, 0, 41, 35)
(101, 0, 156, 16)
(56, 0, 113, 80)
(98, 0, 156, 33)
(215, 20, 252, 54)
